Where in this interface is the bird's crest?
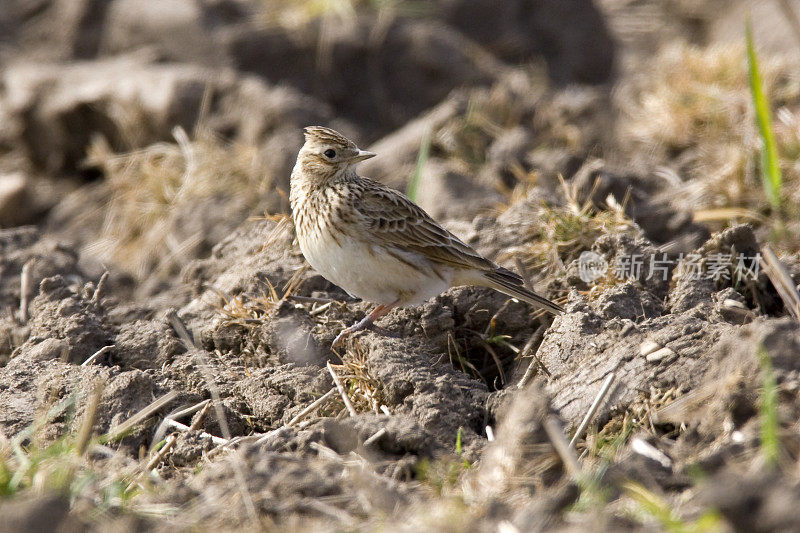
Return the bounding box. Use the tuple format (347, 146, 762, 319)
(303, 126, 357, 149)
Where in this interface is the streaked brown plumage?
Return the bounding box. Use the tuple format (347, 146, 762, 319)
(290, 126, 563, 346)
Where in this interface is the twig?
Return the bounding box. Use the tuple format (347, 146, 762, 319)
(145, 435, 177, 472)
(309, 301, 333, 316)
(226, 434, 259, 447)
(81, 345, 114, 366)
(568, 373, 615, 450)
(288, 295, 335, 305)
(189, 400, 212, 431)
(252, 429, 281, 447)
(363, 428, 387, 447)
(147, 400, 218, 471)
(310, 441, 341, 461)
(327, 361, 357, 417)
(209, 398, 337, 453)
(19, 259, 34, 322)
(103, 390, 179, 443)
(630, 437, 672, 469)
(75, 379, 106, 455)
(288, 389, 337, 427)
(483, 299, 514, 337)
(517, 326, 549, 388)
(544, 416, 581, 479)
(305, 499, 354, 522)
(153, 399, 212, 445)
(478, 339, 507, 386)
(280, 264, 309, 302)
(760, 245, 800, 322)
(167, 399, 212, 421)
(163, 418, 230, 446)
(90, 271, 109, 307)
(166, 309, 258, 524)
(167, 311, 235, 445)
(261, 214, 293, 250)
(166, 309, 198, 349)
(193, 81, 214, 138)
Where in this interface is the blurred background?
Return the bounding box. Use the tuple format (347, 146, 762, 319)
(5, 3, 800, 529)
(1, 0, 799, 297)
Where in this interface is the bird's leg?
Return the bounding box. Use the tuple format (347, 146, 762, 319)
(332, 300, 400, 347)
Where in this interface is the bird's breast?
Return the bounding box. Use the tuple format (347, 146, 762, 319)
(295, 212, 451, 305)
(291, 183, 454, 305)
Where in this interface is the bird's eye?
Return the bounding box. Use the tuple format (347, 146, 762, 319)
(323, 149, 336, 159)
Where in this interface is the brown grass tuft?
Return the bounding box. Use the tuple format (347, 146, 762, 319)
(85, 127, 274, 279)
(514, 175, 637, 280)
(329, 340, 383, 413)
(621, 42, 800, 245)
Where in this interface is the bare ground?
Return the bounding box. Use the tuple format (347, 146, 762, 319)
(2, 0, 800, 531)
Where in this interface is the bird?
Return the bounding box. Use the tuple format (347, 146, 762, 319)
(289, 126, 563, 347)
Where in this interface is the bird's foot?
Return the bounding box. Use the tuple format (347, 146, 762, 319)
(332, 316, 398, 347)
(332, 315, 373, 347)
(331, 301, 401, 348)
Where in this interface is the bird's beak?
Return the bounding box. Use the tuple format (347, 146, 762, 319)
(351, 150, 376, 162)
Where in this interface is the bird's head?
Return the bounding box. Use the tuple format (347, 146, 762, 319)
(295, 126, 375, 181)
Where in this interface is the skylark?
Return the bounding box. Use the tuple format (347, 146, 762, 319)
(290, 126, 563, 346)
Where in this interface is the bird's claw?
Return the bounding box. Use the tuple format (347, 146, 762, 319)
(332, 318, 398, 348)
(331, 329, 351, 348)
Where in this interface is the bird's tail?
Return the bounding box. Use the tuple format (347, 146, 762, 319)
(482, 268, 564, 315)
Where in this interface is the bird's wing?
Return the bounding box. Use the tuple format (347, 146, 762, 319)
(352, 179, 496, 272)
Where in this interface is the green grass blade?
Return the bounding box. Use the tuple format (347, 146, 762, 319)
(623, 481, 683, 531)
(746, 19, 783, 209)
(623, 480, 724, 533)
(406, 129, 431, 202)
(758, 345, 779, 467)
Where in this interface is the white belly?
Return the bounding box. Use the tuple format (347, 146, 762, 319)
(298, 228, 453, 305)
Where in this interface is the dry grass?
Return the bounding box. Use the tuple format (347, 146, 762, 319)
(579, 385, 680, 465)
(329, 340, 383, 413)
(621, 42, 800, 244)
(0, 383, 177, 523)
(445, 331, 484, 384)
(514, 176, 637, 280)
(623, 44, 755, 156)
(85, 127, 274, 279)
(256, 0, 433, 29)
(438, 81, 544, 170)
(215, 284, 282, 330)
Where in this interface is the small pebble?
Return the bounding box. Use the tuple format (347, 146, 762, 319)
(631, 437, 673, 469)
(722, 298, 748, 310)
(620, 320, 636, 336)
(639, 340, 661, 357)
(646, 347, 675, 363)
